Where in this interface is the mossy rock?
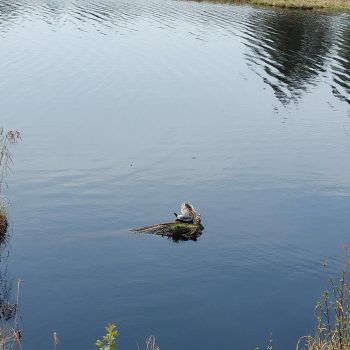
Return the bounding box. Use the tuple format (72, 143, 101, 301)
(132, 221, 204, 242)
(168, 223, 201, 235)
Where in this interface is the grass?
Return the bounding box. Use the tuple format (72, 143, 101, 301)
(0, 128, 20, 237)
(145, 336, 160, 350)
(194, 0, 350, 11)
(0, 127, 21, 350)
(248, 0, 350, 10)
(296, 250, 350, 350)
(0, 279, 22, 350)
(0, 129, 20, 193)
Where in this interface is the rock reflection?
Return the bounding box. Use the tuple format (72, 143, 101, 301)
(244, 10, 332, 105)
(171, 231, 203, 243)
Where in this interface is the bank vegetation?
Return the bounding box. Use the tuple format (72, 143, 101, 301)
(0, 128, 20, 236)
(203, 0, 350, 11)
(95, 251, 350, 350)
(249, 0, 350, 10)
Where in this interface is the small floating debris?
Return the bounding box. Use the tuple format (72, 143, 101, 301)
(131, 202, 204, 242)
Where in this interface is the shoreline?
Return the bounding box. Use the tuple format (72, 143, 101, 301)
(249, 0, 350, 10)
(193, 0, 350, 11)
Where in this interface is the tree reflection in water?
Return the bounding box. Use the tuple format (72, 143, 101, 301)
(331, 23, 350, 105)
(244, 9, 333, 105)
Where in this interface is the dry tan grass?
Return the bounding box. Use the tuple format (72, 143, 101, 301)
(0, 279, 22, 350)
(195, 0, 350, 10)
(0, 128, 20, 237)
(249, 0, 350, 10)
(146, 336, 160, 350)
(0, 129, 21, 192)
(296, 250, 350, 350)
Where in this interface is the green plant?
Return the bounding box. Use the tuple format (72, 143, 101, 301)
(96, 324, 118, 350)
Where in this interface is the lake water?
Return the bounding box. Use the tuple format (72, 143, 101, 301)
(0, 0, 350, 349)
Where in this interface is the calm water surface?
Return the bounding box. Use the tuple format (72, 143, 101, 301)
(0, 0, 350, 349)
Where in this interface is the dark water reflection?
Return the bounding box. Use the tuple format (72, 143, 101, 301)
(243, 10, 333, 104)
(332, 22, 350, 104)
(0, 0, 350, 350)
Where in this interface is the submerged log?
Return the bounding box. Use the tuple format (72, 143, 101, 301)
(131, 203, 204, 242)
